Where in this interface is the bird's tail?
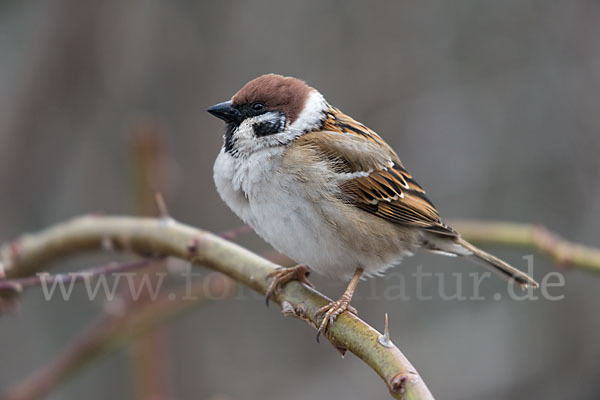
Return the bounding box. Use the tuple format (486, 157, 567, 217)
(457, 237, 538, 288)
(425, 235, 539, 288)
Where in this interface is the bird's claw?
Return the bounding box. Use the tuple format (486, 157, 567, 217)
(264, 264, 312, 307)
(315, 297, 357, 343)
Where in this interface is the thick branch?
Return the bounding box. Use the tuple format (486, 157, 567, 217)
(0, 216, 432, 400)
(450, 220, 600, 272)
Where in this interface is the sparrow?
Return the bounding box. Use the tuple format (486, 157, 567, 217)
(208, 74, 538, 340)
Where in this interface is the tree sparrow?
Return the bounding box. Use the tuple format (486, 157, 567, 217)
(208, 74, 538, 339)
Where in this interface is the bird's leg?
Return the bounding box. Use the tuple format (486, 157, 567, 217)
(316, 267, 363, 342)
(265, 264, 312, 306)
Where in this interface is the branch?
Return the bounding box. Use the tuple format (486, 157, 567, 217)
(449, 220, 600, 272)
(0, 258, 157, 291)
(0, 215, 432, 400)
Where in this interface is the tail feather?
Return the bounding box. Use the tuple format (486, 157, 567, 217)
(423, 234, 539, 288)
(455, 237, 538, 288)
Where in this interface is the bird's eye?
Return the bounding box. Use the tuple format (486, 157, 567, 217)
(251, 102, 265, 111)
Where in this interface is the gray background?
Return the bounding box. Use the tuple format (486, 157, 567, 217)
(1, 1, 599, 399)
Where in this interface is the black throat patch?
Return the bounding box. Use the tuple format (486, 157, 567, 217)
(224, 122, 239, 154)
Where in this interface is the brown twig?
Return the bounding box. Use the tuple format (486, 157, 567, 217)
(1, 273, 234, 400)
(0, 216, 434, 400)
(0, 258, 157, 292)
(219, 224, 252, 241)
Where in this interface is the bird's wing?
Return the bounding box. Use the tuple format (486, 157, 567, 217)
(293, 107, 457, 236)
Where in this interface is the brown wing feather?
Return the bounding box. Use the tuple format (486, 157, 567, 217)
(297, 108, 457, 236)
(321, 107, 389, 147)
(342, 162, 456, 236)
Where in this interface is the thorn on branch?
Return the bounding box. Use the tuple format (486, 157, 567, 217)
(154, 192, 172, 221)
(378, 313, 393, 348)
(334, 345, 348, 357)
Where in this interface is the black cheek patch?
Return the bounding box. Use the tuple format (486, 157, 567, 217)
(253, 120, 283, 137)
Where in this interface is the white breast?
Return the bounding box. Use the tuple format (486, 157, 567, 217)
(213, 147, 418, 280)
(214, 147, 329, 263)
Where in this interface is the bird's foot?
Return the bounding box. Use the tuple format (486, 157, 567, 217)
(315, 295, 357, 343)
(265, 264, 312, 306)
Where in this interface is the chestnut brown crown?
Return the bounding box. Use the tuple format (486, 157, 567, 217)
(231, 74, 314, 125)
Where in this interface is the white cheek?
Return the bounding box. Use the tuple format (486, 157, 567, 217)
(233, 112, 285, 153)
(229, 92, 328, 155)
(235, 120, 255, 142)
(261, 90, 327, 146)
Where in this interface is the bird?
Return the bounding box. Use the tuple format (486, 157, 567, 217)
(208, 73, 538, 340)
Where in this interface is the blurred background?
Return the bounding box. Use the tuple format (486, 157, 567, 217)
(1, 1, 599, 399)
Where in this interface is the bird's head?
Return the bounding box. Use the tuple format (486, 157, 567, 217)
(207, 74, 328, 156)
